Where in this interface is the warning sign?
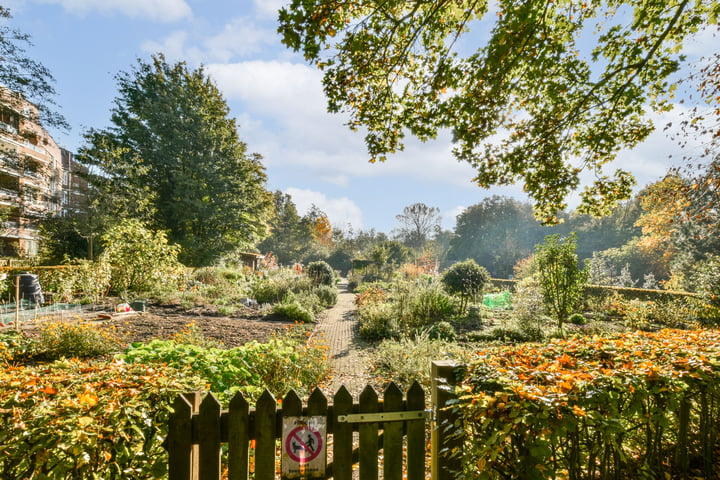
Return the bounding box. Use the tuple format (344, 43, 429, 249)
(282, 416, 326, 478)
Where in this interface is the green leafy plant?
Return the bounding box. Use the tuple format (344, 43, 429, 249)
(119, 329, 329, 401)
(34, 320, 126, 360)
(272, 301, 315, 323)
(306, 260, 334, 286)
(535, 233, 588, 330)
(101, 219, 185, 295)
(441, 259, 490, 314)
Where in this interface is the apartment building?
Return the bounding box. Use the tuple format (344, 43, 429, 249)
(0, 94, 64, 257)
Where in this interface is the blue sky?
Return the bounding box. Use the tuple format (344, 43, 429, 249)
(4, 0, 717, 234)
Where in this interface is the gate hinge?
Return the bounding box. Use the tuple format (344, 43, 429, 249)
(337, 409, 432, 424)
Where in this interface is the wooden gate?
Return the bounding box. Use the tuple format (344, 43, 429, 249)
(167, 382, 428, 480)
(166, 361, 464, 480)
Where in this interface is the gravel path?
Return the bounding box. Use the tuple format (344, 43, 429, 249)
(313, 280, 377, 398)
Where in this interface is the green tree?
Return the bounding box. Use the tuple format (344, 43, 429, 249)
(441, 259, 490, 314)
(78, 55, 273, 266)
(279, 0, 715, 221)
(258, 191, 314, 264)
(448, 196, 549, 278)
(0, 6, 67, 131)
(535, 233, 588, 329)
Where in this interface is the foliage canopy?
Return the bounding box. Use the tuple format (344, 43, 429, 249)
(279, 0, 717, 222)
(78, 55, 273, 266)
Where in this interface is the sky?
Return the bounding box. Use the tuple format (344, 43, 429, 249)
(3, 0, 718, 234)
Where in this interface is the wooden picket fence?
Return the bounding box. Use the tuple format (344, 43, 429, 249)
(166, 361, 464, 480)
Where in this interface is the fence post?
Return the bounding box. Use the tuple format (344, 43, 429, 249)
(431, 361, 464, 480)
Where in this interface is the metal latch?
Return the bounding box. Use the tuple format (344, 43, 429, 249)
(337, 410, 432, 424)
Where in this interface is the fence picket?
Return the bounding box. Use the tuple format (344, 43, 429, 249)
(281, 390, 303, 480)
(198, 393, 222, 479)
(332, 386, 354, 480)
(359, 385, 379, 480)
(308, 387, 329, 476)
(383, 382, 404, 480)
(255, 390, 277, 480)
(406, 381, 426, 480)
(168, 395, 193, 480)
(227, 392, 250, 480)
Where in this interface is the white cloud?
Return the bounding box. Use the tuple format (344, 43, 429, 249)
(252, 0, 288, 20)
(141, 31, 203, 63)
(32, 0, 192, 22)
(203, 18, 277, 62)
(285, 188, 364, 231)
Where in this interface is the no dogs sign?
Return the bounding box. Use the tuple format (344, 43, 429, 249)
(281, 416, 326, 478)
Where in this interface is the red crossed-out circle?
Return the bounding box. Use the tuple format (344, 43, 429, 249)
(285, 426, 323, 463)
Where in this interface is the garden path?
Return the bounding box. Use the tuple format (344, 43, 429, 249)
(313, 279, 376, 398)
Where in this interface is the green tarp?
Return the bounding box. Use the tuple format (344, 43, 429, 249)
(482, 291, 512, 309)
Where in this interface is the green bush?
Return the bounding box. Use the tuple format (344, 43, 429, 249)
(272, 301, 315, 323)
(101, 220, 185, 295)
(535, 233, 588, 329)
(33, 320, 126, 360)
(313, 284, 338, 308)
(119, 330, 329, 401)
(39, 260, 112, 303)
(426, 320, 457, 341)
(401, 280, 456, 330)
(441, 259, 490, 313)
(306, 260, 334, 286)
(358, 302, 399, 340)
(371, 335, 467, 390)
(568, 313, 587, 325)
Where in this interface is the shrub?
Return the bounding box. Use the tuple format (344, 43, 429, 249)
(441, 259, 490, 313)
(0, 330, 33, 363)
(101, 220, 185, 295)
(400, 280, 456, 331)
(306, 260, 335, 286)
(371, 334, 467, 390)
(535, 233, 588, 329)
(568, 313, 587, 325)
(272, 301, 315, 323)
(313, 284, 338, 308)
(358, 302, 399, 340)
(0, 359, 205, 479)
(34, 320, 126, 360)
(457, 328, 720, 479)
(426, 320, 456, 341)
(39, 260, 112, 303)
(119, 330, 330, 401)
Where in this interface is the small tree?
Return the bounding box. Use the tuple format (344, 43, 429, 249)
(441, 259, 490, 314)
(101, 220, 184, 296)
(535, 233, 587, 330)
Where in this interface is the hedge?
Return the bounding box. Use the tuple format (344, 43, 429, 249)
(454, 328, 720, 479)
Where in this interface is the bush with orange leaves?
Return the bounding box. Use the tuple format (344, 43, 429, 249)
(454, 328, 720, 479)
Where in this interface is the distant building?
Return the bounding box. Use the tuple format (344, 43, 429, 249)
(60, 148, 89, 216)
(0, 91, 65, 257)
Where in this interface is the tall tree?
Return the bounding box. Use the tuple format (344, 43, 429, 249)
(0, 6, 67, 131)
(258, 191, 314, 264)
(78, 55, 273, 266)
(279, 0, 715, 221)
(394, 202, 441, 250)
(448, 196, 548, 278)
